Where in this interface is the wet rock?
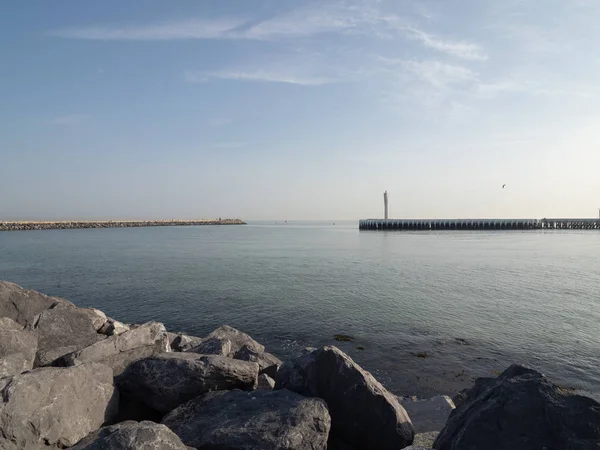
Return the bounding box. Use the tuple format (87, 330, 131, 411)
(333, 334, 354, 342)
(60, 321, 171, 376)
(117, 352, 258, 414)
(0, 317, 37, 377)
(257, 373, 275, 390)
(71, 421, 188, 450)
(80, 308, 108, 331)
(434, 364, 600, 450)
(0, 281, 70, 327)
(31, 302, 105, 366)
(162, 389, 330, 450)
(275, 346, 414, 450)
(0, 363, 119, 449)
(398, 395, 455, 433)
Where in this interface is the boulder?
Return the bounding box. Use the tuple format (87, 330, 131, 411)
(398, 395, 455, 433)
(413, 431, 438, 448)
(235, 345, 282, 377)
(275, 346, 414, 450)
(31, 302, 105, 366)
(117, 352, 258, 414)
(0, 317, 38, 377)
(71, 421, 188, 449)
(80, 308, 108, 331)
(434, 364, 600, 450)
(0, 363, 119, 449)
(188, 325, 281, 376)
(171, 334, 204, 352)
(189, 325, 263, 357)
(187, 336, 231, 356)
(60, 321, 171, 375)
(0, 281, 70, 327)
(162, 389, 330, 450)
(257, 373, 275, 390)
(103, 320, 130, 336)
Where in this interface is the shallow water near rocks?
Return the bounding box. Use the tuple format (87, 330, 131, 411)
(1, 221, 599, 397)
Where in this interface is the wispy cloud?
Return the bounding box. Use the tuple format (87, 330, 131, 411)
(404, 27, 488, 61)
(47, 114, 90, 125)
(402, 60, 478, 88)
(185, 69, 335, 86)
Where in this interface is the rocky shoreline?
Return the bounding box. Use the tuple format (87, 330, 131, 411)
(0, 219, 246, 232)
(1, 280, 599, 449)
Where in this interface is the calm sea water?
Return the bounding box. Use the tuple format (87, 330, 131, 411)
(1, 222, 599, 397)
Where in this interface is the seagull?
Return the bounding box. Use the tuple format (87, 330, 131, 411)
(502, 184, 506, 189)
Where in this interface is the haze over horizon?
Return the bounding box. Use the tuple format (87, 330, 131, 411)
(2, 0, 599, 221)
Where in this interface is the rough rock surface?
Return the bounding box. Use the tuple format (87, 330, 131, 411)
(398, 395, 455, 433)
(0, 363, 119, 449)
(235, 345, 282, 377)
(434, 364, 600, 450)
(275, 346, 414, 450)
(162, 389, 330, 450)
(104, 320, 130, 336)
(188, 336, 232, 356)
(171, 334, 204, 352)
(188, 325, 281, 376)
(60, 321, 170, 375)
(117, 352, 258, 414)
(71, 421, 188, 449)
(413, 432, 438, 448)
(0, 317, 38, 377)
(80, 308, 108, 331)
(257, 373, 275, 390)
(31, 302, 105, 366)
(0, 281, 70, 327)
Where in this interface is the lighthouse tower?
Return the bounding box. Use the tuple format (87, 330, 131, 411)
(383, 191, 389, 220)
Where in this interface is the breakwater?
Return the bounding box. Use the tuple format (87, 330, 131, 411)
(0, 219, 246, 232)
(359, 218, 600, 231)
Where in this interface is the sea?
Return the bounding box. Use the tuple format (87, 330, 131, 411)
(1, 221, 599, 398)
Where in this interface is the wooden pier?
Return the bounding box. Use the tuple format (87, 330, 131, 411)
(359, 218, 600, 231)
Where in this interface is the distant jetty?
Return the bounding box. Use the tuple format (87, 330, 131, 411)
(0, 219, 246, 232)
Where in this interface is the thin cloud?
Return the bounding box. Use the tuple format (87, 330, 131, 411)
(403, 60, 478, 88)
(404, 27, 488, 61)
(185, 69, 334, 86)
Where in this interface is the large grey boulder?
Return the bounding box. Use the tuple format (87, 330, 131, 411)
(0, 317, 37, 377)
(275, 346, 415, 450)
(71, 421, 188, 449)
(188, 336, 232, 356)
(188, 325, 281, 376)
(60, 321, 170, 375)
(434, 364, 600, 450)
(80, 308, 108, 331)
(398, 395, 455, 433)
(117, 352, 258, 414)
(170, 334, 203, 352)
(0, 281, 70, 327)
(0, 363, 119, 449)
(31, 302, 105, 366)
(162, 389, 330, 450)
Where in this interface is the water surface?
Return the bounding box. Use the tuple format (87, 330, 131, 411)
(1, 222, 599, 397)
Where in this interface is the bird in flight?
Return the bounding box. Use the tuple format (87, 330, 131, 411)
(502, 184, 506, 189)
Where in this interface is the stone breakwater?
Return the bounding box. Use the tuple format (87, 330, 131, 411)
(0, 219, 246, 231)
(1, 281, 599, 449)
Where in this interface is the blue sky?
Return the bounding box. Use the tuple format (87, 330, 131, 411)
(1, 0, 599, 220)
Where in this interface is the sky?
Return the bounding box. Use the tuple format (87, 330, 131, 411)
(1, 0, 600, 221)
